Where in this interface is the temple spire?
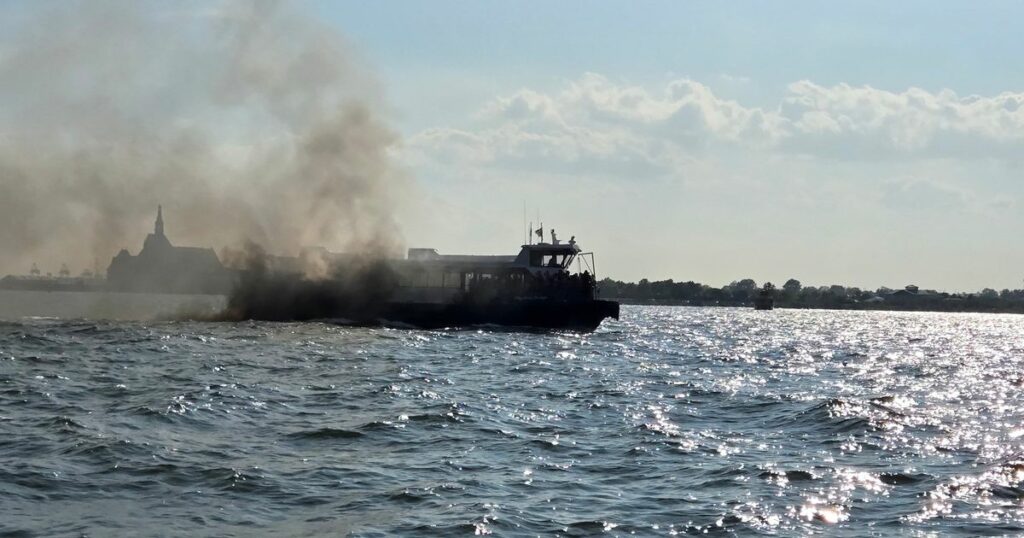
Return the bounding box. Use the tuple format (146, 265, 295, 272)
(155, 205, 164, 237)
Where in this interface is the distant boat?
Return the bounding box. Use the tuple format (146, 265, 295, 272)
(754, 283, 775, 311)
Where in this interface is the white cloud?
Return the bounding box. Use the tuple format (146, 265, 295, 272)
(779, 81, 1024, 159)
(398, 74, 1024, 290)
(408, 73, 1024, 178)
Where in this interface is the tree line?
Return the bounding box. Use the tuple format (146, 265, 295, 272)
(597, 277, 1024, 313)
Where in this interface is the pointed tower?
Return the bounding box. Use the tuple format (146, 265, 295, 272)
(155, 205, 164, 237)
(141, 204, 172, 255)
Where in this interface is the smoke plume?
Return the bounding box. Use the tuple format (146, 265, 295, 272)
(216, 242, 401, 322)
(0, 0, 406, 277)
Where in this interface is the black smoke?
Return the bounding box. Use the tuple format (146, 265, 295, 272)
(217, 244, 400, 322)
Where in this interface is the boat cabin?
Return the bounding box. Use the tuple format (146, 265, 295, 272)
(514, 243, 581, 275)
(392, 239, 596, 304)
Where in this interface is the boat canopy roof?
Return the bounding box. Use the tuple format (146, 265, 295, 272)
(402, 241, 583, 273)
(517, 242, 581, 255)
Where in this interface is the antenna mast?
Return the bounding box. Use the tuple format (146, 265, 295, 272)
(523, 201, 527, 245)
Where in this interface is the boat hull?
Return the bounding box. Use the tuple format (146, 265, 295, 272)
(376, 299, 620, 331)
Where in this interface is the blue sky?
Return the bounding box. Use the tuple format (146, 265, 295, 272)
(3, 1, 1023, 290)
(295, 1, 1024, 290)
(306, 1, 1024, 137)
(312, 1, 1023, 97)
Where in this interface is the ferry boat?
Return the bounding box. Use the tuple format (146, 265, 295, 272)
(381, 234, 620, 330)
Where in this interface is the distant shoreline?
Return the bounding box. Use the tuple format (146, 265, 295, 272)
(608, 298, 1024, 315)
(0, 289, 226, 321)
(597, 275, 1024, 315)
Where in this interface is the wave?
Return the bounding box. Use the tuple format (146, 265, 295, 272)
(286, 427, 365, 440)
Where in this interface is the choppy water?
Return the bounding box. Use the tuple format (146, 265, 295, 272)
(2, 306, 1024, 536)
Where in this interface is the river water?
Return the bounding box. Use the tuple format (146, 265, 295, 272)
(2, 306, 1023, 536)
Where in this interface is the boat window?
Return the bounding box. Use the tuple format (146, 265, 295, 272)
(544, 254, 565, 268)
(444, 272, 461, 289)
(527, 250, 576, 268)
(399, 268, 426, 287)
(399, 269, 448, 288)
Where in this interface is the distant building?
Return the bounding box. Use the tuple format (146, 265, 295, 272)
(106, 206, 234, 294)
(886, 284, 946, 302)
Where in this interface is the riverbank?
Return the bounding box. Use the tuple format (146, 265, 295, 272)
(608, 297, 1024, 314)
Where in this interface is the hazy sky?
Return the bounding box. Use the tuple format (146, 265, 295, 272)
(298, 1, 1024, 291)
(5, 1, 1024, 291)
